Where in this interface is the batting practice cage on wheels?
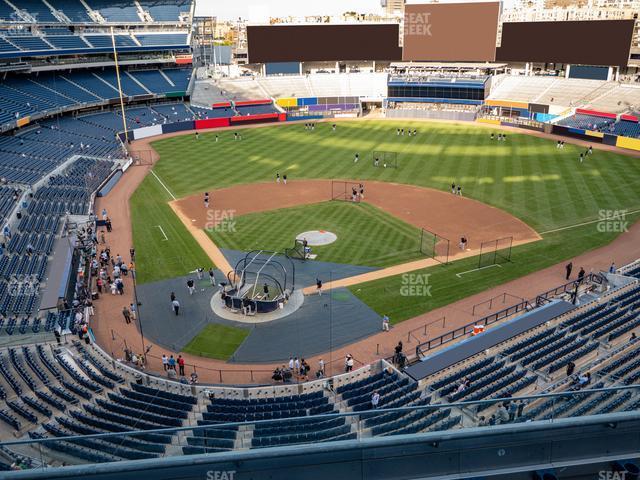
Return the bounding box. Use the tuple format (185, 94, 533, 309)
(331, 180, 365, 201)
(420, 228, 451, 264)
(372, 151, 398, 169)
(478, 236, 513, 269)
(284, 239, 307, 261)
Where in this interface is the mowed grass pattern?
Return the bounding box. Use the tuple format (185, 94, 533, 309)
(150, 120, 640, 232)
(351, 212, 640, 324)
(208, 201, 426, 268)
(130, 175, 212, 284)
(132, 120, 640, 324)
(182, 324, 249, 361)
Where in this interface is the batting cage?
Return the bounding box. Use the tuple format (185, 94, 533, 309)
(420, 228, 451, 264)
(284, 239, 307, 261)
(478, 236, 513, 269)
(331, 180, 364, 202)
(131, 150, 154, 166)
(372, 151, 398, 169)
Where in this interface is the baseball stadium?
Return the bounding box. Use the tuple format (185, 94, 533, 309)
(1, 0, 640, 479)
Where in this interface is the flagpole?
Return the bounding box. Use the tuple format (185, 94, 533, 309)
(111, 26, 129, 143)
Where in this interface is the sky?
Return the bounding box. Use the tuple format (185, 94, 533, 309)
(195, 0, 510, 22)
(195, 0, 383, 21)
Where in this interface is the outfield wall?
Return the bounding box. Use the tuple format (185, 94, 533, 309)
(162, 120, 196, 134)
(123, 111, 286, 143)
(285, 115, 324, 122)
(124, 108, 640, 157)
(230, 113, 282, 124)
(195, 118, 230, 129)
(132, 124, 163, 140)
(616, 136, 640, 151)
(477, 114, 640, 154)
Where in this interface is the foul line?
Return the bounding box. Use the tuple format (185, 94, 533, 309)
(167, 200, 234, 274)
(150, 169, 176, 201)
(155, 225, 168, 241)
(456, 264, 502, 278)
(539, 207, 640, 235)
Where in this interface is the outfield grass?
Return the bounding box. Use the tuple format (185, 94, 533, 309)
(182, 324, 249, 361)
(350, 211, 640, 323)
(150, 121, 640, 232)
(131, 119, 640, 326)
(208, 201, 427, 267)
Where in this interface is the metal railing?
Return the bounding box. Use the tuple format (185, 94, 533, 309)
(415, 299, 532, 358)
(2, 383, 639, 473)
(111, 343, 368, 386)
(471, 292, 525, 316)
(535, 272, 605, 306)
(406, 316, 446, 344)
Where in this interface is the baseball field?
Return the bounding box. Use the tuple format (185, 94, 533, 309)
(131, 119, 640, 328)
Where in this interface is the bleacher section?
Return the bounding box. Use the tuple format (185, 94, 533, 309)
(135, 33, 188, 46)
(488, 75, 558, 104)
(535, 78, 609, 107)
(407, 279, 640, 425)
(235, 103, 279, 116)
(84, 0, 141, 22)
(555, 111, 640, 139)
(557, 113, 616, 131)
(585, 84, 640, 114)
(487, 75, 631, 112)
(47, 0, 93, 22)
(82, 34, 136, 48)
(0, 31, 189, 59)
(0, 71, 207, 320)
(5, 36, 52, 52)
(0, 0, 193, 24)
(142, 0, 191, 22)
(45, 35, 90, 50)
(0, 68, 193, 130)
(0, 1, 19, 21)
(192, 73, 388, 106)
(0, 154, 115, 316)
(610, 119, 640, 138)
(1, 272, 640, 467)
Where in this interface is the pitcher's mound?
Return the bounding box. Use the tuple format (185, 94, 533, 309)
(296, 230, 337, 246)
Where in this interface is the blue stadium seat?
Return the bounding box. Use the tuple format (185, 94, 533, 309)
(83, 35, 137, 48)
(141, 0, 191, 22)
(46, 35, 90, 50)
(15, 0, 59, 22)
(135, 34, 188, 46)
(0, 2, 18, 21)
(6, 36, 53, 52)
(46, 0, 92, 22)
(84, 0, 141, 22)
